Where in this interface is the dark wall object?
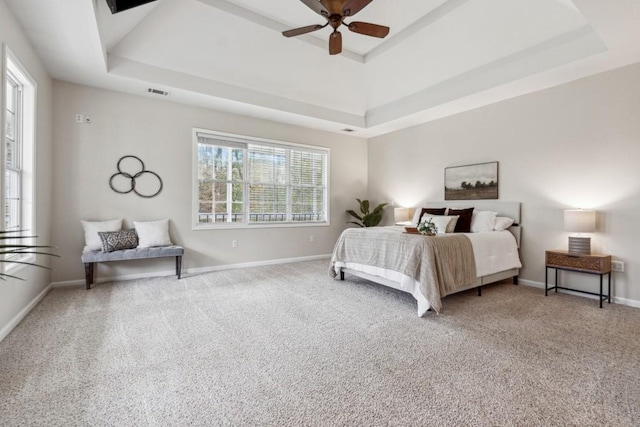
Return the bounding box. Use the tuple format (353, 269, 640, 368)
(106, 0, 158, 14)
(109, 155, 163, 198)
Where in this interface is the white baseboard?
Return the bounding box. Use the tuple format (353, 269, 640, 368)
(0, 284, 51, 343)
(51, 254, 332, 288)
(52, 269, 181, 288)
(518, 279, 640, 308)
(185, 254, 331, 275)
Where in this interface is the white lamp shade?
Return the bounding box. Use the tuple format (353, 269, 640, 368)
(564, 210, 596, 233)
(394, 207, 410, 223)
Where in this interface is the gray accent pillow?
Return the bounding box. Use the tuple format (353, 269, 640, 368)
(98, 229, 138, 252)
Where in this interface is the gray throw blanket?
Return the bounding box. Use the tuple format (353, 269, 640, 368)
(329, 228, 477, 313)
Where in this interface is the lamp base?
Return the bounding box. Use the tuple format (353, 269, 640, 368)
(568, 236, 591, 255)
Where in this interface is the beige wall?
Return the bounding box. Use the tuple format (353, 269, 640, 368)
(0, 0, 53, 335)
(368, 62, 640, 304)
(51, 81, 368, 283)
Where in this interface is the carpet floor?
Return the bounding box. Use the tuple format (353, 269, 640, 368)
(1, 259, 639, 426)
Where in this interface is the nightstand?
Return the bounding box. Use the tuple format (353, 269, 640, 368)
(545, 250, 612, 308)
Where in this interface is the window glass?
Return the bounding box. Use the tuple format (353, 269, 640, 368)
(194, 131, 328, 227)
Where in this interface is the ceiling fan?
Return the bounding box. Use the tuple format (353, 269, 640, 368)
(282, 0, 390, 55)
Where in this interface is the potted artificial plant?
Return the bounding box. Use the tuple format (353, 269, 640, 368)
(0, 231, 56, 280)
(347, 199, 388, 227)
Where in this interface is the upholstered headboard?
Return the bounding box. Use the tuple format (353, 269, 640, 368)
(421, 200, 522, 247)
(423, 200, 521, 224)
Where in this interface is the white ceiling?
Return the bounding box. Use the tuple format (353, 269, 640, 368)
(5, 0, 640, 137)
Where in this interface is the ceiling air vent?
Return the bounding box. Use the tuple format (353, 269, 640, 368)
(148, 88, 169, 96)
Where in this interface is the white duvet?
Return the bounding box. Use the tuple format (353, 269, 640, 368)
(333, 228, 522, 316)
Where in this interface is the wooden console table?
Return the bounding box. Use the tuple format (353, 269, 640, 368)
(545, 250, 611, 308)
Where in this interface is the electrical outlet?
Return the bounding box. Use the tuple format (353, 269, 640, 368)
(611, 261, 624, 272)
(75, 113, 84, 123)
(232, 240, 238, 248)
(309, 235, 315, 242)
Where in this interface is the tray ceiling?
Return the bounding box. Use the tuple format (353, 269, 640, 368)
(6, 0, 640, 137)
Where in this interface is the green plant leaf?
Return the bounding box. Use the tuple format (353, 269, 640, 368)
(364, 212, 382, 227)
(0, 230, 57, 280)
(346, 221, 364, 227)
(359, 199, 370, 215)
(371, 202, 388, 215)
(346, 210, 363, 221)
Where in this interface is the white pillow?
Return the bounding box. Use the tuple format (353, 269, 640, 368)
(494, 216, 515, 231)
(420, 215, 458, 234)
(411, 207, 448, 226)
(470, 211, 497, 233)
(134, 219, 173, 248)
(81, 219, 123, 252)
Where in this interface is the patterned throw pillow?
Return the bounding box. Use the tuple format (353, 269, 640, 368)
(98, 229, 139, 252)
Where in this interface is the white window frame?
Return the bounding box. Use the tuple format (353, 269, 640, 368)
(2, 46, 37, 274)
(192, 129, 330, 230)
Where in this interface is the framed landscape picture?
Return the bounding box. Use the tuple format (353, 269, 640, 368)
(445, 161, 498, 200)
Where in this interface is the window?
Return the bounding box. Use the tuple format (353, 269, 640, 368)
(5, 71, 21, 233)
(3, 50, 36, 268)
(193, 129, 329, 228)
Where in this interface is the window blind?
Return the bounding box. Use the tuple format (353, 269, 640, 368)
(195, 130, 328, 226)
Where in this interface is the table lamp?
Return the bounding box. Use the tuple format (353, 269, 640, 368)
(564, 209, 596, 255)
(394, 207, 411, 225)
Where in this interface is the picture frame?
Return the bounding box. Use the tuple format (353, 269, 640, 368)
(445, 161, 498, 200)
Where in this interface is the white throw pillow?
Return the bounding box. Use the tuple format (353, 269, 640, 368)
(420, 215, 458, 234)
(494, 216, 515, 231)
(134, 219, 173, 248)
(81, 219, 123, 252)
(411, 207, 448, 226)
(470, 211, 498, 233)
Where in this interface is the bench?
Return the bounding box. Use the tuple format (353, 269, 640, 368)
(81, 245, 184, 290)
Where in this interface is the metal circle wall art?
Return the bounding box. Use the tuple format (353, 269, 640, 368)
(109, 155, 163, 198)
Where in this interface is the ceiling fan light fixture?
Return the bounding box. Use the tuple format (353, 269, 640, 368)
(283, 0, 389, 55)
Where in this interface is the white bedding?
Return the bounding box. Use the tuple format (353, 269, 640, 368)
(333, 227, 522, 316)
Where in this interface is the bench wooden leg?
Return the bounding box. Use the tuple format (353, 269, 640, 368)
(84, 263, 94, 290)
(176, 255, 182, 279)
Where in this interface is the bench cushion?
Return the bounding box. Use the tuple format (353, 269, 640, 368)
(81, 245, 184, 263)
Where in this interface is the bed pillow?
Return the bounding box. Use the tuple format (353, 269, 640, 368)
(448, 207, 474, 233)
(98, 229, 138, 252)
(134, 219, 173, 248)
(494, 216, 515, 231)
(414, 207, 447, 225)
(470, 211, 498, 233)
(420, 215, 459, 234)
(81, 219, 123, 252)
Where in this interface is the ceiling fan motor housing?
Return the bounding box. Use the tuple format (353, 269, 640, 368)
(283, 0, 389, 55)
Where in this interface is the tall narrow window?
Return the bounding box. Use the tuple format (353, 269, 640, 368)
(5, 73, 21, 233)
(194, 130, 329, 228)
(3, 51, 36, 268)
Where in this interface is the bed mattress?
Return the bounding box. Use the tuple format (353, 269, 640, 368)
(332, 227, 522, 316)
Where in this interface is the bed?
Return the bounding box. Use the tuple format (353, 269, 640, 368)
(330, 201, 522, 316)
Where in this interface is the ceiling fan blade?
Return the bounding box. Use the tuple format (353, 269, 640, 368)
(342, 0, 373, 17)
(347, 21, 389, 38)
(329, 31, 342, 55)
(300, 0, 329, 17)
(282, 24, 326, 38)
